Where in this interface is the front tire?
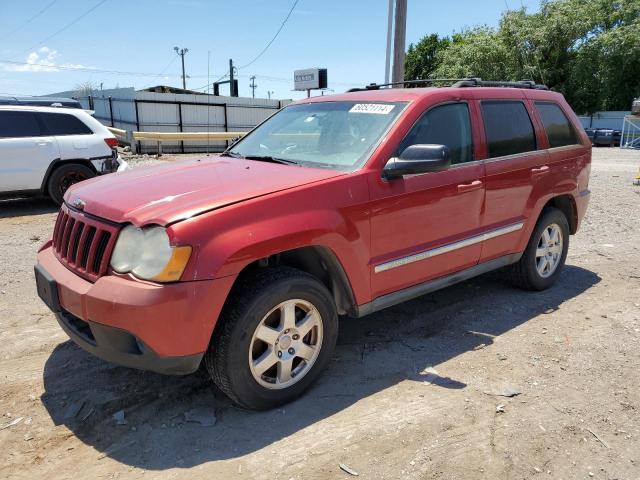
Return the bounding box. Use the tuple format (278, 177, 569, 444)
(506, 208, 570, 291)
(205, 267, 338, 410)
(47, 163, 95, 205)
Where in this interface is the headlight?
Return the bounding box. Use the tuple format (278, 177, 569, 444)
(110, 225, 192, 282)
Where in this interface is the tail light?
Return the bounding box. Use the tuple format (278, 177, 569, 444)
(104, 137, 118, 149)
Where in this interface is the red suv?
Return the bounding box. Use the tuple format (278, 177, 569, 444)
(35, 79, 591, 410)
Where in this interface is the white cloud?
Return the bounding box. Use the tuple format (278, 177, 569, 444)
(3, 47, 88, 73)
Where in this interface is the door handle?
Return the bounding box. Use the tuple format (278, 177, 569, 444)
(457, 180, 483, 192)
(531, 165, 550, 176)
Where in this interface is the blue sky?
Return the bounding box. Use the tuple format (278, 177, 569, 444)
(0, 0, 540, 100)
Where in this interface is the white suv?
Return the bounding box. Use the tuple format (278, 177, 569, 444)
(0, 106, 128, 204)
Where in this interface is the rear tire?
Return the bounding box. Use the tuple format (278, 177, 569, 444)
(205, 267, 338, 410)
(506, 208, 570, 291)
(47, 163, 95, 205)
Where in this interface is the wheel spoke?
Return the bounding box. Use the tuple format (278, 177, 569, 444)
(549, 244, 562, 255)
(255, 324, 280, 345)
(253, 348, 277, 376)
(538, 257, 549, 273)
(541, 228, 551, 246)
(276, 358, 293, 383)
(296, 343, 316, 361)
(297, 312, 319, 338)
(280, 302, 297, 330)
(549, 228, 559, 245)
(536, 247, 547, 258)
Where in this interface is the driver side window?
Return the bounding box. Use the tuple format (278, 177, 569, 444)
(398, 103, 473, 164)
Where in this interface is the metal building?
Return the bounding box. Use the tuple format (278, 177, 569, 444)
(46, 87, 291, 153)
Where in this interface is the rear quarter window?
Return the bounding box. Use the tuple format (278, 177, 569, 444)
(38, 112, 93, 136)
(481, 101, 536, 158)
(535, 102, 579, 148)
(0, 110, 43, 138)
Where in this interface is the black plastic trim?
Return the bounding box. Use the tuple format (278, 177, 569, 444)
(55, 310, 203, 375)
(354, 253, 523, 317)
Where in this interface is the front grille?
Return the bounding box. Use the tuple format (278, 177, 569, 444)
(52, 204, 119, 282)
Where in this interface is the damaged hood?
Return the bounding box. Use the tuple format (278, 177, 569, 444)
(64, 156, 344, 225)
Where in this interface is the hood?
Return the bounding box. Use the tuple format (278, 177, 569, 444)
(64, 156, 344, 225)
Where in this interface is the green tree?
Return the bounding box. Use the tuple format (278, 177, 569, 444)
(406, 0, 640, 113)
(432, 27, 514, 81)
(405, 34, 450, 80)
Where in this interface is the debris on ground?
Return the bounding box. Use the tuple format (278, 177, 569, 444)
(339, 463, 359, 476)
(587, 428, 610, 449)
(63, 401, 85, 419)
(184, 407, 217, 427)
(0, 417, 24, 430)
(112, 410, 127, 426)
(484, 387, 522, 398)
(496, 404, 506, 413)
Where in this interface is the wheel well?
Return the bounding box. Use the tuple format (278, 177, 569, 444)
(41, 159, 98, 194)
(543, 195, 577, 234)
(234, 246, 357, 316)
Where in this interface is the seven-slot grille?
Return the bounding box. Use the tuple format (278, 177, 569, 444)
(52, 204, 119, 282)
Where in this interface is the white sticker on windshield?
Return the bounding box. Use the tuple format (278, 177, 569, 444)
(349, 104, 395, 115)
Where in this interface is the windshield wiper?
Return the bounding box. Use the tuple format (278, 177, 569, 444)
(220, 151, 243, 158)
(242, 155, 299, 166)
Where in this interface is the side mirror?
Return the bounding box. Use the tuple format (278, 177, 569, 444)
(383, 144, 450, 179)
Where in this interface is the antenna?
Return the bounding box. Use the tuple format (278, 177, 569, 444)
(206, 50, 211, 156)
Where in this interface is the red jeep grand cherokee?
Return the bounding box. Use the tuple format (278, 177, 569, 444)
(35, 79, 591, 410)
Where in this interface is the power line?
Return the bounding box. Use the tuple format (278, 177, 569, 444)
(0, 0, 60, 41)
(25, 0, 109, 52)
(236, 0, 301, 69)
(140, 55, 179, 89)
(0, 58, 185, 77)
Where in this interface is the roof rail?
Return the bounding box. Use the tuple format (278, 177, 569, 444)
(347, 78, 548, 92)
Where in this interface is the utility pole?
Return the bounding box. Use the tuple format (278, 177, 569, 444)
(391, 0, 407, 85)
(249, 76, 257, 98)
(229, 58, 236, 96)
(174, 46, 189, 89)
(384, 0, 394, 84)
(267, 90, 274, 99)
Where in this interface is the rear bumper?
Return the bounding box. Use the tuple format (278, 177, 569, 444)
(36, 245, 236, 374)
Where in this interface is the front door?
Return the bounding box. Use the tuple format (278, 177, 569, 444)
(368, 102, 485, 299)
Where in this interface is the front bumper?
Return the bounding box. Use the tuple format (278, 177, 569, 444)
(35, 245, 236, 375)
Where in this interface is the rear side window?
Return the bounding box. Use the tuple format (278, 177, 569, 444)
(481, 101, 536, 158)
(398, 103, 473, 164)
(535, 102, 578, 148)
(0, 111, 43, 138)
(39, 112, 93, 136)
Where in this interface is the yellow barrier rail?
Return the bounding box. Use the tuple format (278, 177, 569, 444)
(133, 131, 247, 141)
(106, 128, 248, 155)
(107, 126, 127, 138)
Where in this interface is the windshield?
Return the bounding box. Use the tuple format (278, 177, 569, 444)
(226, 101, 407, 170)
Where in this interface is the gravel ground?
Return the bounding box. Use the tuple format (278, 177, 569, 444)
(0, 148, 639, 480)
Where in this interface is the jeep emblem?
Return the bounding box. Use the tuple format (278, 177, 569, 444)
(72, 198, 86, 210)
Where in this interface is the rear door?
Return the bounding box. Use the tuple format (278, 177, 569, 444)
(0, 110, 58, 191)
(368, 101, 485, 298)
(38, 112, 100, 161)
(476, 96, 547, 262)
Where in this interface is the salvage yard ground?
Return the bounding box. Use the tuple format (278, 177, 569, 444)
(1, 148, 639, 480)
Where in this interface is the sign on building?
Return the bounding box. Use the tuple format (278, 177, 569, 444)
(294, 68, 328, 91)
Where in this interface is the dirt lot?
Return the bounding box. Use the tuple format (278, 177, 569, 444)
(1, 148, 639, 480)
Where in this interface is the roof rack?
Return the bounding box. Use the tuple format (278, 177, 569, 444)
(347, 78, 548, 92)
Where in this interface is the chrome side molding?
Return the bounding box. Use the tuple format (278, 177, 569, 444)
(374, 222, 524, 273)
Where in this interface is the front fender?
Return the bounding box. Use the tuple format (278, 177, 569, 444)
(170, 174, 372, 305)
